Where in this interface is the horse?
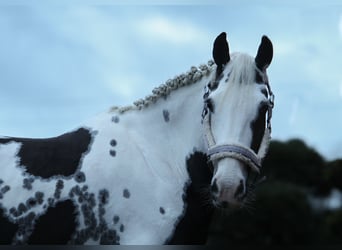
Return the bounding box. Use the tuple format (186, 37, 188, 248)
(0, 32, 274, 245)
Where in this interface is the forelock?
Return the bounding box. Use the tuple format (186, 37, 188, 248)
(228, 53, 256, 85)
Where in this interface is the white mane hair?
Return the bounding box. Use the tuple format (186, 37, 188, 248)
(228, 53, 257, 86)
(110, 60, 216, 113)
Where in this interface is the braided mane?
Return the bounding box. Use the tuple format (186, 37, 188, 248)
(110, 60, 215, 113)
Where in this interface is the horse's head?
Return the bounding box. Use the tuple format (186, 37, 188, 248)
(203, 32, 274, 208)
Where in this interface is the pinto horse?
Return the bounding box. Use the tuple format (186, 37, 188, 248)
(0, 32, 274, 244)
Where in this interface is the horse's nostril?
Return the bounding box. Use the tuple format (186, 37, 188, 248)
(211, 178, 218, 194)
(234, 179, 245, 199)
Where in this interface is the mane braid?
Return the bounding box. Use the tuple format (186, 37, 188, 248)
(109, 60, 215, 113)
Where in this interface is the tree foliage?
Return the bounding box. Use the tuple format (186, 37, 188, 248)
(262, 139, 325, 187)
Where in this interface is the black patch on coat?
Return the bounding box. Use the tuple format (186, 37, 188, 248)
(0, 207, 19, 244)
(27, 200, 77, 244)
(250, 103, 268, 153)
(167, 151, 215, 244)
(0, 128, 92, 178)
(159, 207, 165, 214)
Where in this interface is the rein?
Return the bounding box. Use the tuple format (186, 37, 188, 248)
(202, 66, 274, 174)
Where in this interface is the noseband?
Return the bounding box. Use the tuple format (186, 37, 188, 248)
(202, 67, 274, 174)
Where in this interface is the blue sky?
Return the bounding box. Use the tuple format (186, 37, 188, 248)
(0, 1, 341, 160)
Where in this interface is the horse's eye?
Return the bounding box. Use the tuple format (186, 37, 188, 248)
(261, 88, 268, 98)
(205, 98, 215, 113)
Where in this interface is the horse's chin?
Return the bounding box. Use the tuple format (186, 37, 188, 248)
(211, 196, 244, 210)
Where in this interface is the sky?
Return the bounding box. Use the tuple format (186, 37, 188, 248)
(0, 1, 341, 160)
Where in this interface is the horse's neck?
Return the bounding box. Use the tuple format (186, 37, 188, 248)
(75, 75, 213, 244)
(115, 76, 209, 178)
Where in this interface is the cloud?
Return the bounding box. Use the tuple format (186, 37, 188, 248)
(104, 73, 148, 103)
(138, 15, 206, 45)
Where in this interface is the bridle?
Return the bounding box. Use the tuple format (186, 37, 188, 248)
(201, 66, 274, 175)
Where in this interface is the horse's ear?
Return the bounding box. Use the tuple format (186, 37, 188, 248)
(213, 32, 230, 75)
(255, 35, 273, 71)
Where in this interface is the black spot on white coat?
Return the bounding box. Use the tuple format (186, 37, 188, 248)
(22, 178, 34, 190)
(109, 150, 116, 157)
(35, 192, 44, 205)
(123, 189, 130, 199)
(110, 139, 117, 147)
(0, 185, 10, 195)
(113, 215, 119, 224)
(111, 116, 120, 123)
(75, 171, 86, 183)
(98, 189, 109, 205)
(119, 224, 124, 233)
(54, 180, 64, 199)
(162, 109, 170, 122)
